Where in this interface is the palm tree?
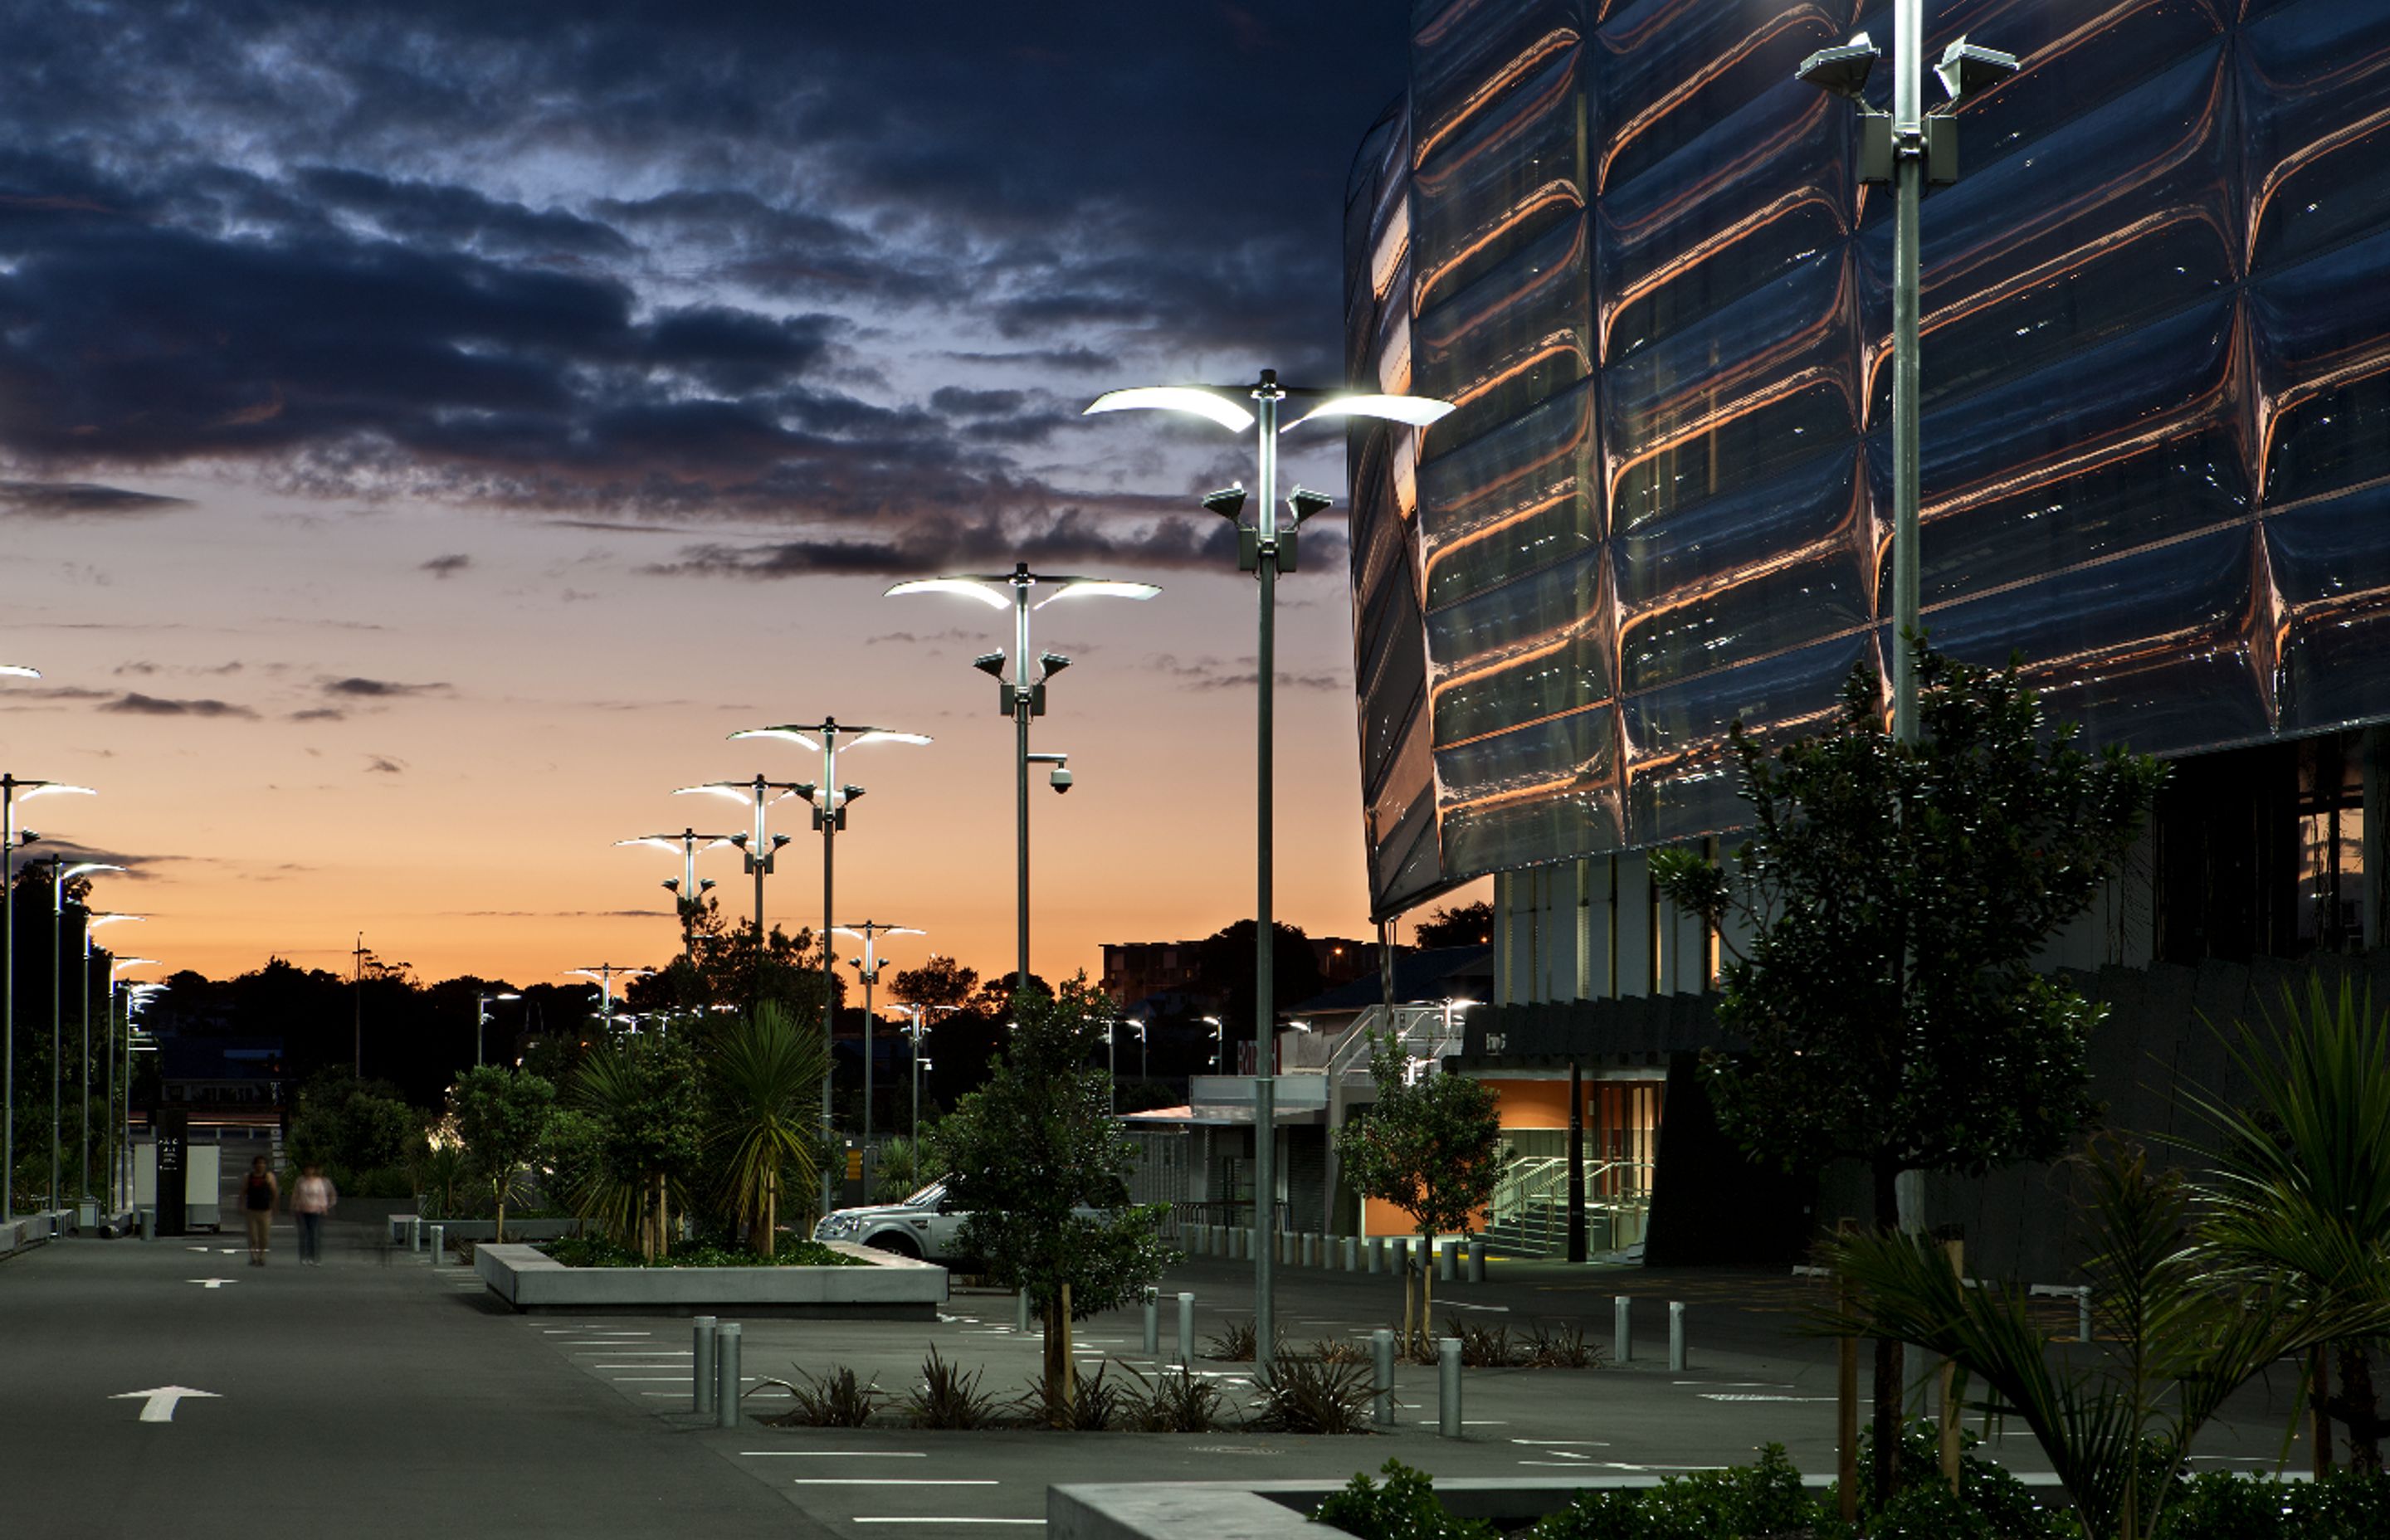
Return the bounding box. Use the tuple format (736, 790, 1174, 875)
(571, 1034, 704, 1260)
(2190, 975, 2390, 1473)
(710, 1002, 827, 1259)
(1819, 1139, 2384, 1540)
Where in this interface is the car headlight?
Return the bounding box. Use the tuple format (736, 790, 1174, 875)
(815, 1214, 861, 1239)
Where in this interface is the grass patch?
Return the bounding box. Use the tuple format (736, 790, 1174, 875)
(535, 1235, 865, 1269)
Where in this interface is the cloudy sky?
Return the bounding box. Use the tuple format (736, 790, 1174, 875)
(0, 2, 1443, 988)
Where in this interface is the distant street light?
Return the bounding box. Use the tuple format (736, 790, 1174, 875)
(115, 970, 163, 1207)
(85, 914, 140, 1206)
(616, 828, 736, 958)
(836, 920, 922, 1199)
(889, 1002, 961, 1153)
(48, 860, 122, 1205)
(728, 719, 929, 1219)
(1202, 1016, 1224, 1075)
(1089, 370, 1452, 1375)
(672, 776, 813, 952)
(0, 775, 93, 1224)
(476, 991, 523, 1067)
(887, 563, 1157, 992)
(566, 965, 652, 1036)
(1126, 1016, 1149, 1086)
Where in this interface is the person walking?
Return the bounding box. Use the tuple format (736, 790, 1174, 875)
(241, 1155, 279, 1266)
(291, 1163, 337, 1267)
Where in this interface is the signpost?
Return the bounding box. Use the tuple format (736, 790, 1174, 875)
(153, 1106, 188, 1237)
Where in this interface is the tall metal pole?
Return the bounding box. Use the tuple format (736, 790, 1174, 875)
(78, 925, 90, 1201)
(49, 860, 63, 1207)
(352, 932, 364, 1077)
(820, 749, 839, 1221)
(1013, 585, 1034, 994)
(1251, 372, 1282, 1377)
(1891, 0, 1923, 747)
(2, 780, 16, 1223)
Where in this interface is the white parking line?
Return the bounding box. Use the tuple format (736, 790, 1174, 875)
(791, 1479, 997, 1486)
(612, 1377, 690, 1382)
(740, 1451, 927, 1458)
(850, 1520, 1042, 1526)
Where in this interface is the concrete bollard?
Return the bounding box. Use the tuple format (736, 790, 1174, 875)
(1301, 1232, 1317, 1268)
(139, 1206, 154, 1242)
(1438, 1238, 1456, 1282)
(1392, 1236, 1408, 1277)
(1368, 1236, 1383, 1274)
(428, 1224, 445, 1264)
(1143, 1290, 1159, 1357)
(1466, 1237, 1486, 1284)
(693, 1316, 717, 1416)
(1177, 1291, 1196, 1367)
(1669, 1300, 1687, 1372)
(715, 1322, 742, 1428)
(1017, 1289, 1032, 1333)
(1614, 1295, 1632, 1362)
(1372, 1328, 1396, 1427)
(1438, 1336, 1463, 1438)
(406, 1216, 422, 1253)
(1343, 1236, 1359, 1272)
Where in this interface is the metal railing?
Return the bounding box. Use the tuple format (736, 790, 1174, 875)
(1485, 1157, 1656, 1255)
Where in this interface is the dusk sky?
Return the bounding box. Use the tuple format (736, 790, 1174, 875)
(0, 2, 1481, 992)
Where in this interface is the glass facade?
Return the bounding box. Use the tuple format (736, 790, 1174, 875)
(1345, 0, 2390, 919)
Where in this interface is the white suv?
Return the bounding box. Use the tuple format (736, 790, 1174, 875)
(812, 1179, 968, 1260)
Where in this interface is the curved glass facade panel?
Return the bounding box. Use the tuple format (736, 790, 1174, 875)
(1348, 0, 2390, 918)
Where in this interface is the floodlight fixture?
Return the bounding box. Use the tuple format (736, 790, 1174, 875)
(972, 651, 1007, 678)
(1287, 487, 1334, 524)
(1935, 37, 2018, 103)
(1796, 32, 1879, 99)
(1037, 651, 1071, 678)
(1202, 485, 1250, 520)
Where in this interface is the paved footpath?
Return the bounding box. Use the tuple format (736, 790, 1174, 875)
(1, 1231, 2317, 1540)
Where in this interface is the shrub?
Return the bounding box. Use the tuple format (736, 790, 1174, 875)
(1530, 1445, 1822, 1540)
(1314, 1459, 1492, 1540)
(1446, 1317, 1511, 1367)
(1310, 1338, 1370, 1367)
(904, 1347, 999, 1430)
(1207, 1318, 1260, 1362)
(1519, 1321, 1599, 1369)
(1122, 1364, 1226, 1434)
(1852, 1420, 2063, 1538)
(772, 1367, 881, 1427)
(1250, 1354, 1376, 1435)
(1025, 1361, 1121, 1430)
(2153, 1470, 2390, 1540)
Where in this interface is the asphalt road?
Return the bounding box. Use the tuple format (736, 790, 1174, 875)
(0, 1218, 2318, 1540)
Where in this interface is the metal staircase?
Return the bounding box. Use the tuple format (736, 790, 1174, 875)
(1482, 1156, 1655, 1257)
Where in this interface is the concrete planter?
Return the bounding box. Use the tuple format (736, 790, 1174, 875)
(388, 1215, 585, 1245)
(473, 1240, 947, 1317)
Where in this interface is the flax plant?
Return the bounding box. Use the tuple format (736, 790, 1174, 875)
(709, 1001, 827, 1258)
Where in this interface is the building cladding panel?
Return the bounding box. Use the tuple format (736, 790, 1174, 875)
(1344, 0, 2390, 918)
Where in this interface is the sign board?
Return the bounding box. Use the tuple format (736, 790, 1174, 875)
(154, 1107, 188, 1236)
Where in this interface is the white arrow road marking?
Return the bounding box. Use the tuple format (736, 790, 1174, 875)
(187, 1278, 237, 1289)
(112, 1386, 221, 1423)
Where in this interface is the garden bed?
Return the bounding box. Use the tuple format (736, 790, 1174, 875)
(473, 1240, 944, 1316)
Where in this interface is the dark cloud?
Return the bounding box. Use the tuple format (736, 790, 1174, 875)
(364, 754, 404, 773)
(100, 692, 256, 718)
(644, 506, 1344, 579)
(290, 707, 345, 721)
(420, 553, 471, 578)
(323, 676, 446, 698)
(0, 481, 193, 517)
(0, 3, 1402, 572)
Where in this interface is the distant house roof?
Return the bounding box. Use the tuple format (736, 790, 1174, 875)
(1284, 946, 1492, 1018)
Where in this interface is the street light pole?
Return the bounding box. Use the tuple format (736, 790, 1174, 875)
(0, 774, 92, 1222)
(85, 914, 140, 1205)
(50, 862, 121, 1205)
(674, 777, 811, 966)
(886, 567, 1158, 996)
(111, 961, 159, 1211)
(728, 720, 930, 1220)
(616, 828, 735, 959)
(1088, 375, 1451, 1375)
(836, 920, 922, 1198)
(476, 991, 522, 1067)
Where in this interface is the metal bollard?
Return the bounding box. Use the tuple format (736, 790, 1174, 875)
(1343, 1236, 1358, 1272)
(428, 1224, 445, 1264)
(1466, 1237, 1486, 1284)
(2076, 1286, 2092, 1343)
(1438, 1336, 1463, 1438)
(715, 1322, 742, 1428)
(1301, 1232, 1317, 1268)
(693, 1316, 718, 1416)
(1438, 1238, 1456, 1282)
(1368, 1236, 1383, 1274)
(407, 1216, 422, 1253)
(1017, 1289, 1032, 1333)
(1669, 1300, 1687, 1372)
(1372, 1328, 1396, 1426)
(1614, 1294, 1632, 1362)
(1177, 1291, 1196, 1367)
(1392, 1236, 1408, 1278)
(139, 1206, 154, 1241)
(1143, 1290, 1160, 1357)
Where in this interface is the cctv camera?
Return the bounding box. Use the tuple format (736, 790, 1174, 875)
(1049, 765, 1074, 793)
